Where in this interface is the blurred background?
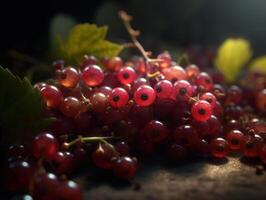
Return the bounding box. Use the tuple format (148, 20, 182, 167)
(1, 0, 266, 80)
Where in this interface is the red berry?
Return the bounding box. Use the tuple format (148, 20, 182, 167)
(173, 125, 199, 147)
(191, 100, 212, 121)
(173, 80, 193, 101)
(243, 134, 264, 158)
(117, 67, 137, 84)
(90, 92, 108, 113)
(53, 60, 64, 70)
(210, 138, 229, 158)
(115, 141, 130, 156)
(200, 92, 217, 108)
(134, 85, 156, 106)
(256, 89, 266, 113)
(82, 65, 104, 86)
(162, 66, 187, 83)
(185, 64, 199, 78)
(225, 130, 245, 151)
(143, 120, 169, 143)
(55, 180, 82, 200)
(82, 55, 98, 68)
(60, 97, 82, 117)
(195, 72, 213, 91)
(6, 161, 33, 192)
(154, 80, 173, 99)
(32, 173, 59, 199)
(40, 85, 62, 108)
(92, 143, 118, 169)
(52, 151, 74, 175)
(109, 87, 129, 108)
(260, 145, 266, 164)
(113, 157, 137, 180)
(56, 67, 80, 88)
(32, 133, 58, 160)
(102, 56, 123, 71)
(96, 86, 112, 97)
(157, 52, 172, 69)
(226, 85, 243, 104)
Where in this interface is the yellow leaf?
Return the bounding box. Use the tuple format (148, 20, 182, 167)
(57, 23, 124, 63)
(249, 56, 266, 74)
(215, 38, 252, 82)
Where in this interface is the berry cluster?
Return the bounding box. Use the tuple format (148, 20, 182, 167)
(5, 52, 266, 199)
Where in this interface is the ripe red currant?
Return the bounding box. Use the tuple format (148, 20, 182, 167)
(134, 85, 156, 106)
(225, 130, 245, 151)
(113, 156, 137, 180)
(40, 85, 63, 108)
(56, 67, 80, 88)
(60, 97, 82, 117)
(154, 80, 173, 99)
(82, 65, 104, 86)
(200, 92, 217, 108)
(32, 133, 58, 160)
(117, 67, 137, 84)
(191, 100, 212, 121)
(210, 138, 229, 158)
(109, 87, 129, 108)
(173, 80, 193, 101)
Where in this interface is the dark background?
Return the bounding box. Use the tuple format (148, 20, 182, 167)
(1, 0, 266, 74)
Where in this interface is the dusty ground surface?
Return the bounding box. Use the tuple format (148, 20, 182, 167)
(80, 157, 266, 200)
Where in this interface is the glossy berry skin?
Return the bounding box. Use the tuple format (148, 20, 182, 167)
(32, 133, 58, 160)
(90, 92, 108, 113)
(52, 151, 74, 175)
(132, 78, 149, 92)
(173, 125, 199, 147)
(185, 64, 199, 78)
(102, 56, 123, 71)
(82, 55, 98, 68)
(6, 161, 33, 192)
(243, 134, 264, 158)
(92, 143, 118, 169)
(53, 60, 64, 70)
(256, 89, 266, 113)
(173, 80, 193, 101)
(167, 144, 187, 162)
(117, 67, 137, 84)
(33, 82, 47, 90)
(113, 156, 137, 180)
(56, 67, 80, 88)
(143, 120, 169, 143)
(97, 86, 112, 97)
(195, 72, 213, 91)
(162, 66, 187, 83)
(191, 100, 212, 122)
(32, 173, 59, 199)
(60, 97, 81, 117)
(134, 85, 156, 106)
(8, 144, 28, 158)
(200, 92, 217, 108)
(157, 51, 172, 69)
(225, 130, 245, 151)
(260, 145, 266, 164)
(55, 180, 82, 200)
(40, 85, 63, 108)
(115, 141, 130, 156)
(82, 65, 104, 86)
(109, 87, 129, 108)
(226, 85, 243, 104)
(154, 80, 173, 99)
(210, 138, 229, 158)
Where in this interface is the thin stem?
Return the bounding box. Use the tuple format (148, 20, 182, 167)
(64, 136, 114, 148)
(118, 11, 162, 65)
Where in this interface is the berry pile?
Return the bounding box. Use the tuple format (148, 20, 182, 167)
(4, 11, 266, 200)
(5, 53, 266, 199)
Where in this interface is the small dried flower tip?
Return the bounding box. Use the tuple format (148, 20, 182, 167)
(118, 10, 132, 22)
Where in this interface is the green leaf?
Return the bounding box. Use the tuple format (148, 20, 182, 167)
(57, 23, 124, 64)
(0, 66, 53, 146)
(215, 38, 252, 83)
(249, 56, 266, 74)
